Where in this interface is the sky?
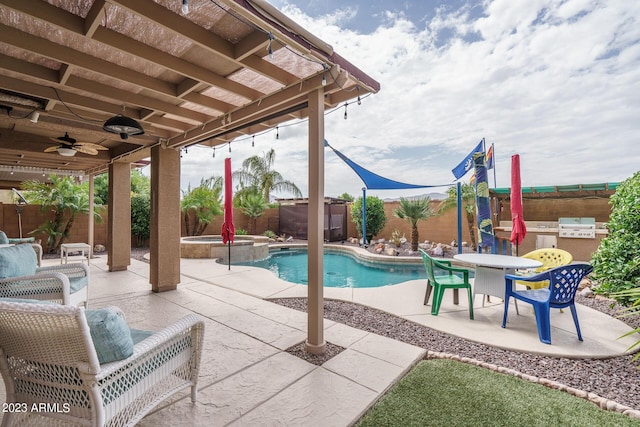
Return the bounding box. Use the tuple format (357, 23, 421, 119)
(176, 0, 640, 200)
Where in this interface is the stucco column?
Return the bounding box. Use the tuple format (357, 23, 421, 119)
(306, 88, 326, 354)
(88, 174, 94, 259)
(150, 144, 181, 292)
(107, 162, 131, 271)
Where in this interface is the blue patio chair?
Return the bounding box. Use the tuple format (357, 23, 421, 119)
(419, 249, 473, 319)
(501, 263, 593, 344)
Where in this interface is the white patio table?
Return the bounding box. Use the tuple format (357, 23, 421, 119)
(453, 253, 542, 312)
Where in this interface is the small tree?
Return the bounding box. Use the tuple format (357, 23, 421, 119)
(180, 177, 223, 236)
(394, 197, 436, 251)
(22, 176, 102, 253)
(592, 171, 640, 303)
(338, 192, 354, 201)
(131, 194, 150, 247)
(437, 183, 478, 250)
(236, 190, 268, 234)
(350, 196, 386, 244)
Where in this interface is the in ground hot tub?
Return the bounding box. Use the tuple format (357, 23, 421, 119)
(180, 235, 269, 263)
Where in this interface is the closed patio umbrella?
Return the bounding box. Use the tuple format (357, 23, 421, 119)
(221, 157, 235, 270)
(510, 154, 527, 255)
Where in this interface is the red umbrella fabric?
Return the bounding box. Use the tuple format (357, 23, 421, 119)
(221, 157, 235, 245)
(510, 154, 527, 252)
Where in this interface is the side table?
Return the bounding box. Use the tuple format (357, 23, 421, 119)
(60, 243, 91, 265)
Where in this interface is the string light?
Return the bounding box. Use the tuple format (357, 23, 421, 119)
(181, 0, 189, 14)
(228, 142, 231, 153)
(357, 87, 361, 105)
(251, 135, 255, 147)
(343, 102, 348, 120)
(10, 167, 14, 175)
(321, 73, 327, 86)
(276, 126, 279, 140)
(42, 169, 45, 177)
(212, 148, 215, 158)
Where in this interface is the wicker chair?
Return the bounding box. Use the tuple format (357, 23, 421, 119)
(0, 244, 89, 307)
(0, 301, 205, 427)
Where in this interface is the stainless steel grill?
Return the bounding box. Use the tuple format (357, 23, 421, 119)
(558, 217, 596, 239)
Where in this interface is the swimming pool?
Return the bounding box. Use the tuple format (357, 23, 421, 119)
(233, 247, 426, 288)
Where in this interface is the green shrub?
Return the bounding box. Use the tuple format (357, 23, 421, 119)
(131, 194, 150, 247)
(592, 171, 640, 304)
(235, 228, 248, 235)
(263, 230, 277, 239)
(350, 196, 386, 243)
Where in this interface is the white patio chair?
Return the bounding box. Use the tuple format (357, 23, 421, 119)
(0, 244, 89, 307)
(0, 301, 205, 427)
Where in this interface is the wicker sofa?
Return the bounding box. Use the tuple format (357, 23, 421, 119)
(0, 243, 89, 307)
(0, 301, 205, 427)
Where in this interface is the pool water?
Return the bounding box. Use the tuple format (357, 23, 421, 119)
(234, 248, 426, 288)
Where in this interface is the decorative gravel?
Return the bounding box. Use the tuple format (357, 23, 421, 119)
(270, 295, 640, 413)
(286, 341, 346, 365)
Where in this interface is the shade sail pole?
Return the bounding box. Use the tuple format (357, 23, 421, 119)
(305, 88, 325, 354)
(362, 187, 367, 246)
(457, 181, 462, 254)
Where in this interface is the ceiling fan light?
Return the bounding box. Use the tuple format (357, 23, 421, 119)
(103, 115, 144, 139)
(57, 147, 77, 157)
(27, 111, 39, 123)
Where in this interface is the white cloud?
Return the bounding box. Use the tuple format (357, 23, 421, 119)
(180, 0, 640, 199)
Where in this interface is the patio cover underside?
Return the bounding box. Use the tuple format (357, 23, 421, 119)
(0, 0, 379, 180)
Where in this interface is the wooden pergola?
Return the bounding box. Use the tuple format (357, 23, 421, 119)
(0, 0, 380, 353)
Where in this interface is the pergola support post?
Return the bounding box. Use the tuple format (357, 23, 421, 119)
(305, 88, 326, 354)
(107, 162, 131, 271)
(150, 145, 181, 292)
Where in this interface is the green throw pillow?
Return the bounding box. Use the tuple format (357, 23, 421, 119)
(85, 308, 134, 364)
(7, 237, 35, 244)
(0, 244, 37, 279)
(0, 231, 9, 245)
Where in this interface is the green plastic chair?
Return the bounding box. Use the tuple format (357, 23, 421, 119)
(419, 249, 474, 319)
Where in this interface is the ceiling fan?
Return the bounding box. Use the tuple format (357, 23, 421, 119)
(44, 133, 108, 157)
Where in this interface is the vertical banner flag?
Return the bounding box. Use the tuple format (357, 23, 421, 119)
(473, 152, 495, 249)
(452, 139, 485, 179)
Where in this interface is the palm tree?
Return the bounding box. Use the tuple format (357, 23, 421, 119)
(394, 197, 436, 251)
(234, 148, 302, 203)
(236, 190, 268, 234)
(180, 176, 223, 236)
(22, 176, 102, 253)
(437, 183, 478, 250)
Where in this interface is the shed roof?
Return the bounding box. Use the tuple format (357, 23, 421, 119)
(490, 182, 618, 199)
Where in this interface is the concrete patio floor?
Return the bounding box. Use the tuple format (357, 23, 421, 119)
(2, 252, 638, 426)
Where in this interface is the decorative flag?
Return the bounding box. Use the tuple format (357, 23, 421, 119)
(486, 144, 494, 170)
(473, 152, 495, 249)
(452, 139, 484, 179)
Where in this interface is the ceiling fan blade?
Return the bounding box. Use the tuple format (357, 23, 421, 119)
(76, 142, 108, 150)
(44, 146, 59, 153)
(50, 137, 74, 146)
(74, 146, 98, 155)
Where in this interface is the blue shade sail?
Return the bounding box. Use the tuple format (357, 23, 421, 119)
(325, 141, 448, 190)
